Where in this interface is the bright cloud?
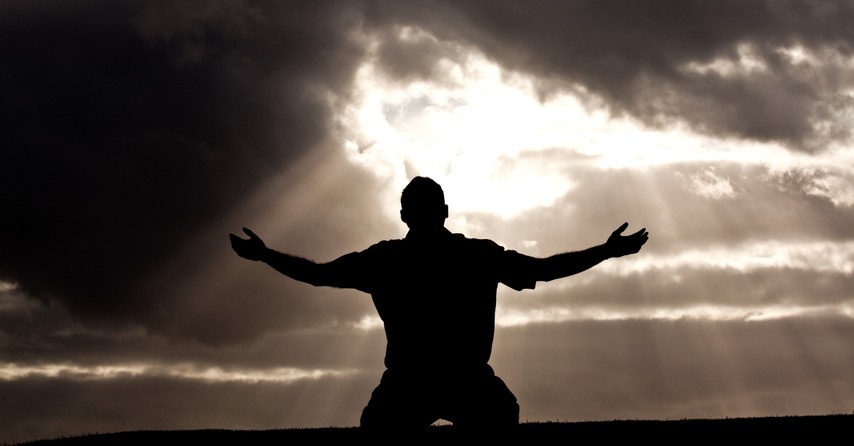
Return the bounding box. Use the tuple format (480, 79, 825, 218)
(682, 167, 736, 200)
(680, 42, 769, 77)
(489, 239, 854, 326)
(0, 281, 16, 293)
(338, 34, 581, 219)
(804, 172, 854, 207)
(0, 362, 354, 384)
(602, 240, 854, 276)
(335, 30, 854, 223)
(495, 302, 853, 326)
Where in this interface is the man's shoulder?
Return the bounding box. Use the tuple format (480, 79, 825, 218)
(450, 233, 504, 252)
(363, 238, 406, 252)
(362, 232, 505, 254)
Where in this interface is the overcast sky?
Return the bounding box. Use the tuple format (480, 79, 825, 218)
(2, 0, 854, 442)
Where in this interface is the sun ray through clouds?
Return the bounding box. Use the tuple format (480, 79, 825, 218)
(332, 26, 854, 322)
(322, 25, 854, 424)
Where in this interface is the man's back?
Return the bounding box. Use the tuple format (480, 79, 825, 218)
(332, 228, 535, 368)
(339, 228, 535, 370)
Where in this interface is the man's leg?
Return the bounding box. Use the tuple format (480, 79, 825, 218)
(360, 369, 440, 431)
(445, 368, 520, 430)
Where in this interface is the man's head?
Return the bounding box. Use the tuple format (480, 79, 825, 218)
(400, 176, 448, 230)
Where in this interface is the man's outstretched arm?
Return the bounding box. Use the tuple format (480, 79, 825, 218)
(532, 222, 649, 282)
(229, 227, 340, 287)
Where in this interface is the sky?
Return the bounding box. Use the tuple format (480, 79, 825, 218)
(2, 0, 853, 442)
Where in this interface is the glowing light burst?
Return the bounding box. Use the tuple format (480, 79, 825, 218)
(335, 31, 854, 224)
(337, 49, 581, 220)
(330, 31, 854, 329)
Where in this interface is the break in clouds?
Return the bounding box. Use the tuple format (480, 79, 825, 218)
(364, 0, 854, 149)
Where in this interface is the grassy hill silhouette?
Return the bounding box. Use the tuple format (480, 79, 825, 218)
(12, 414, 852, 445)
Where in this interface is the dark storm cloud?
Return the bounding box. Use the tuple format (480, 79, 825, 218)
(364, 0, 854, 149)
(0, 0, 365, 330)
(373, 27, 467, 83)
(0, 285, 385, 370)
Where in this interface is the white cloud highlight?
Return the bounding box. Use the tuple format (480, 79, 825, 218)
(803, 172, 854, 207)
(490, 240, 854, 326)
(495, 302, 852, 326)
(338, 44, 579, 220)
(335, 33, 854, 223)
(0, 281, 16, 293)
(681, 43, 769, 77)
(601, 240, 854, 276)
(684, 167, 736, 199)
(0, 362, 354, 384)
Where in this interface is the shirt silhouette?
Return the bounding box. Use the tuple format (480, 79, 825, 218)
(230, 176, 649, 431)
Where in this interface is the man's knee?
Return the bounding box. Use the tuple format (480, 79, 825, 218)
(359, 380, 439, 431)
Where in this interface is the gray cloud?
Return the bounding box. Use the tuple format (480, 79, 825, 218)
(492, 318, 854, 422)
(461, 162, 854, 255)
(501, 267, 854, 317)
(0, 373, 377, 444)
(459, 160, 854, 316)
(0, 284, 384, 371)
(2, 317, 850, 444)
(364, 0, 854, 149)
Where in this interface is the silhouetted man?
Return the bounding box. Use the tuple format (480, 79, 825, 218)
(230, 176, 648, 431)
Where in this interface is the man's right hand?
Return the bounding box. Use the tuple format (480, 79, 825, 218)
(229, 227, 269, 261)
(604, 222, 649, 258)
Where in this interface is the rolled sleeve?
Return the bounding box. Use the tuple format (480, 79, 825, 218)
(497, 249, 538, 291)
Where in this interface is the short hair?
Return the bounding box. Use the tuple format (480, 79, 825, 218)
(401, 176, 445, 211)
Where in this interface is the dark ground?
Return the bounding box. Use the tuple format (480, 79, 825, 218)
(12, 414, 852, 445)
